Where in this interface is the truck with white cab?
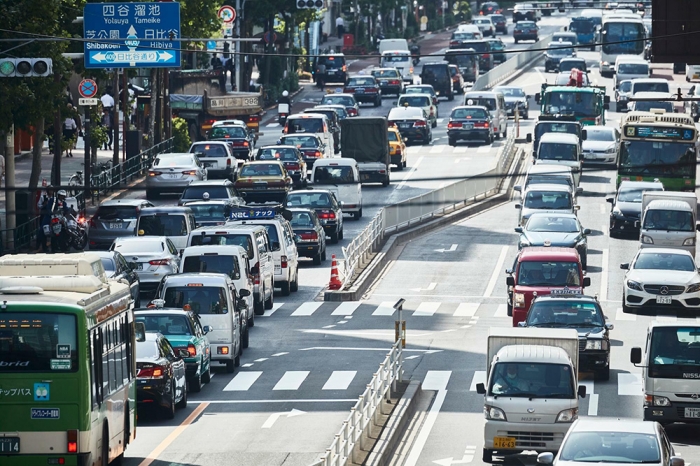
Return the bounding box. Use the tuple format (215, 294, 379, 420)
(340, 117, 391, 187)
(639, 191, 699, 256)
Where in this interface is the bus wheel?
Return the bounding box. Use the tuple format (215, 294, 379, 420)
(101, 424, 110, 466)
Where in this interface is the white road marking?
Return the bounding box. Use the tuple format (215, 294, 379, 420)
(254, 358, 268, 362)
(266, 122, 280, 128)
(618, 373, 643, 396)
(599, 248, 609, 302)
(477, 145, 491, 153)
(453, 146, 468, 153)
(434, 244, 458, 252)
(299, 346, 443, 353)
(405, 355, 421, 360)
(290, 302, 323, 316)
(484, 246, 509, 297)
(396, 156, 424, 190)
(453, 303, 479, 317)
(493, 304, 508, 318)
(331, 301, 361, 316)
(322, 371, 357, 390)
(242, 363, 254, 368)
(223, 371, 262, 391)
(469, 370, 486, 391)
(433, 446, 477, 465)
(273, 371, 309, 390)
(615, 307, 637, 321)
(323, 324, 336, 329)
(262, 302, 284, 317)
(405, 371, 452, 466)
(271, 352, 288, 357)
(413, 302, 441, 317)
(580, 381, 597, 416)
(430, 145, 445, 154)
(191, 398, 356, 404)
(411, 282, 438, 292)
(337, 320, 348, 324)
(261, 409, 305, 428)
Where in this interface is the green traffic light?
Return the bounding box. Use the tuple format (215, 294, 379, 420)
(0, 60, 15, 76)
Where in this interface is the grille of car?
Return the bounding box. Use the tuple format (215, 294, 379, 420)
(643, 285, 685, 295)
(506, 431, 556, 448)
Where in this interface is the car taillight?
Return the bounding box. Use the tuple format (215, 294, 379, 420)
(67, 429, 78, 453)
(248, 115, 260, 123)
(182, 170, 196, 175)
(233, 141, 249, 147)
(51, 217, 60, 224)
(319, 211, 336, 219)
(348, 108, 358, 116)
(344, 87, 354, 93)
(137, 364, 164, 378)
(300, 232, 318, 240)
(204, 119, 216, 126)
(450, 40, 460, 46)
(188, 344, 197, 357)
(395, 148, 402, 155)
(149, 259, 170, 266)
(389, 80, 400, 85)
(253, 262, 260, 284)
(448, 122, 463, 128)
(287, 163, 300, 170)
(314, 150, 322, 157)
(475, 122, 490, 128)
(148, 171, 162, 177)
(366, 87, 377, 93)
(227, 158, 232, 167)
(281, 255, 288, 269)
(482, 53, 489, 59)
(413, 120, 427, 127)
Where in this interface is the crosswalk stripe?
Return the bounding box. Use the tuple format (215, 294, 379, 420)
(453, 146, 468, 153)
(372, 301, 396, 316)
(454, 303, 479, 317)
(437, 118, 444, 124)
(477, 145, 491, 153)
(413, 302, 441, 317)
(615, 307, 637, 321)
(262, 302, 284, 317)
(423, 370, 452, 391)
(493, 304, 508, 318)
(273, 371, 310, 390)
(430, 145, 445, 154)
(322, 371, 357, 390)
(469, 370, 486, 391)
(618, 373, 643, 396)
(331, 301, 361, 316)
(291, 302, 323, 316)
(223, 371, 262, 391)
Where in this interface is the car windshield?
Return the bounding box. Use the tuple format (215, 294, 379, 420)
(526, 175, 573, 188)
(642, 210, 694, 232)
(208, 127, 247, 139)
(527, 301, 604, 327)
(322, 95, 355, 106)
(114, 238, 165, 253)
(317, 56, 345, 69)
(649, 327, 700, 371)
(154, 155, 195, 167)
(446, 52, 477, 68)
(287, 118, 324, 134)
(136, 314, 193, 336)
(524, 191, 573, 210)
(633, 101, 674, 113)
(406, 87, 434, 96)
(548, 45, 574, 56)
(517, 22, 536, 29)
(183, 254, 240, 280)
(452, 32, 479, 41)
(559, 432, 660, 463)
(488, 362, 575, 398)
(544, 91, 598, 117)
(619, 81, 632, 92)
(281, 136, 320, 148)
(239, 164, 283, 177)
(619, 141, 695, 177)
(539, 143, 578, 161)
(452, 107, 489, 119)
(465, 97, 496, 110)
(635, 252, 696, 270)
(461, 42, 488, 53)
(191, 144, 228, 158)
(517, 260, 582, 286)
(291, 211, 315, 228)
(633, 82, 670, 93)
(136, 340, 160, 359)
(371, 69, 400, 78)
(314, 165, 356, 184)
(474, 19, 491, 25)
(163, 286, 230, 315)
(139, 214, 188, 236)
(258, 148, 299, 161)
(182, 186, 230, 200)
(187, 204, 229, 223)
(0, 313, 78, 372)
(96, 205, 141, 220)
(570, 19, 594, 33)
(348, 77, 376, 86)
(287, 192, 332, 208)
(495, 88, 525, 97)
(190, 234, 254, 257)
(399, 96, 430, 107)
(422, 65, 449, 79)
(526, 216, 580, 233)
(389, 108, 423, 119)
(586, 130, 615, 141)
(619, 63, 648, 74)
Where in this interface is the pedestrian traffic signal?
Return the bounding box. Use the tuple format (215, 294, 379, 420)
(296, 0, 324, 9)
(0, 58, 53, 77)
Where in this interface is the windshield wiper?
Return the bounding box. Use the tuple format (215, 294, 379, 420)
(529, 323, 561, 327)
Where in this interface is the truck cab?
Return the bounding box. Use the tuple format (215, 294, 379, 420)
(639, 192, 699, 257)
(534, 132, 583, 186)
(506, 247, 591, 325)
(526, 116, 586, 157)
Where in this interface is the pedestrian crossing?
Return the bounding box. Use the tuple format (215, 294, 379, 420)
(223, 369, 365, 393)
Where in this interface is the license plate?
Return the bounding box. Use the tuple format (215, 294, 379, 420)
(0, 437, 20, 454)
(108, 222, 124, 229)
(463, 124, 473, 129)
(380, 82, 387, 86)
(274, 265, 281, 274)
(685, 408, 700, 418)
(399, 123, 410, 128)
(493, 436, 516, 449)
(165, 174, 180, 179)
(656, 296, 672, 304)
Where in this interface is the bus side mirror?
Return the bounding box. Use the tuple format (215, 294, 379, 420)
(203, 325, 212, 334)
(577, 385, 586, 398)
(581, 129, 587, 140)
(631, 347, 642, 365)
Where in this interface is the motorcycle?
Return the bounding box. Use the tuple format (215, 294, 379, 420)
(46, 201, 87, 253)
(410, 44, 421, 66)
(278, 101, 291, 125)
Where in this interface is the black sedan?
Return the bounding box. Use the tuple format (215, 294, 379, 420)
(286, 190, 344, 243)
(370, 68, 404, 96)
(388, 107, 432, 145)
(207, 124, 254, 162)
(494, 86, 529, 119)
(513, 21, 538, 43)
(544, 41, 575, 72)
(515, 212, 590, 268)
(488, 13, 508, 34)
(447, 106, 494, 145)
(136, 332, 188, 419)
(344, 76, 382, 107)
(289, 208, 327, 265)
(277, 134, 327, 170)
(255, 145, 308, 188)
(91, 250, 140, 301)
(607, 180, 664, 237)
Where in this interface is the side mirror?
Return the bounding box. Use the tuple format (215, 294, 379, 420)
(515, 203, 522, 209)
(514, 185, 522, 192)
(696, 223, 700, 232)
(690, 85, 696, 95)
(537, 452, 554, 465)
(583, 228, 591, 235)
(476, 382, 486, 394)
(202, 325, 212, 334)
(671, 457, 685, 466)
(239, 289, 251, 297)
(606, 196, 614, 204)
(620, 263, 630, 270)
(177, 348, 190, 359)
(506, 276, 515, 287)
(517, 321, 527, 327)
(631, 347, 642, 365)
(605, 323, 614, 331)
(534, 93, 540, 104)
(526, 133, 532, 143)
(514, 227, 523, 233)
(581, 129, 587, 140)
(577, 384, 586, 398)
(583, 276, 591, 287)
(574, 205, 580, 211)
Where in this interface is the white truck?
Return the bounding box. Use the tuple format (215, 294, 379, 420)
(631, 322, 700, 425)
(639, 191, 699, 256)
(311, 158, 363, 219)
(476, 328, 586, 463)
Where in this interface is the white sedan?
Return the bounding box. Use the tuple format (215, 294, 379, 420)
(621, 248, 700, 312)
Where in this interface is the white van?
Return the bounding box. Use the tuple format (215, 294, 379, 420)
(380, 50, 413, 83)
(378, 38, 409, 55)
(180, 245, 255, 327)
(534, 132, 582, 186)
(187, 224, 275, 314)
(687, 65, 700, 82)
(614, 57, 649, 88)
(311, 158, 363, 219)
(456, 24, 483, 38)
(136, 206, 197, 253)
(463, 91, 508, 138)
(630, 77, 670, 95)
(284, 113, 335, 159)
(639, 192, 699, 256)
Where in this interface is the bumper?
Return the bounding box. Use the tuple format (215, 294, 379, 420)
(644, 401, 700, 423)
(275, 264, 291, 283)
(238, 189, 289, 203)
(297, 242, 321, 258)
(514, 34, 538, 41)
(321, 222, 339, 236)
(0, 456, 83, 466)
(448, 128, 490, 141)
(146, 178, 197, 192)
(353, 92, 380, 102)
(359, 171, 389, 183)
(624, 288, 700, 310)
(206, 167, 235, 179)
(484, 420, 568, 452)
(379, 85, 402, 95)
(397, 128, 429, 142)
(391, 154, 404, 165)
(579, 350, 609, 371)
(137, 380, 168, 406)
(583, 152, 617, 164)
(185, 361, 200, 379)
(319, 72, 347, 83)
(609, 214, 639, 234)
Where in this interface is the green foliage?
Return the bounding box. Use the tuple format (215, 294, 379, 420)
(172, 117, 192, 153)
(84, 107, 108, 151)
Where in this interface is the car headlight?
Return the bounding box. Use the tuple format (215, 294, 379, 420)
(683, 237, 696, 246)
(626, 279, 643, 291)
(605, 147, 617, 154)
(687, 282, 700, 293)
(641, 235, 654, 244)
(556, 408, 578, 423)
(485, 405, 507, 421)
(514, 292, 526, 308)
(585, 340, 602, 350)
(652, 396, 671, 407)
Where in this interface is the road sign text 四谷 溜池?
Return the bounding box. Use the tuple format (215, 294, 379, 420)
(83, 2, 181, 69)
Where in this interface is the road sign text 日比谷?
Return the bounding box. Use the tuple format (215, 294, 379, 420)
(83, 2, 181, 69)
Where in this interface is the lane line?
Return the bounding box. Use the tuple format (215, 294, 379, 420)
(322, 371, 357, 390)
(262, 302, 284, 317)
(599, 247, 609, 302)
(430, 145, 445, 154)
(273, 371, 309, 390)
(138, 402, 210, 466)
(469, 370, 486, 391)
(484, 246, 509, 297)
(331, 301, 361, 316)
(396, 156, 424, 190)
(223, 371, 262, 391)
(453, 303, 479, 317)
(615, 307, 637, 321)
(580, 381, 597, 416)
(290, 302, 322, 316)
(190, 398, 356, 404)
(493, 304, 508, 318)
(413, 302, 441, 317)
(372, 301, 396, 316)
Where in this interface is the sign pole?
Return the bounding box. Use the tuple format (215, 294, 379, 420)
(235, 0, 241, 92)
(83, 111, 91, 204)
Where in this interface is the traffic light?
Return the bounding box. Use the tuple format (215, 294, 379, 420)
(296, 0, 324, 9)
(0, 58, 53, 77)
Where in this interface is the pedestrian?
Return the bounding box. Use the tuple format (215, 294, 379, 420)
(63, 105, 78, 158)
(336, 15, 345, 39)
(211, 53, 223, 69)
(37, 183, 53, 253)
(100, 88, 114, 112)
(101, 108, 113, 150)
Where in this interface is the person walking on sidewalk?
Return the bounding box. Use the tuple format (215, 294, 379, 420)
(336, 15, 345, 39)
(101, 108, 113, 150)
(63, 105, 78, 158)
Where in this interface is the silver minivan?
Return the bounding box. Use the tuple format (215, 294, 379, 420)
(463, 91, 508, 138)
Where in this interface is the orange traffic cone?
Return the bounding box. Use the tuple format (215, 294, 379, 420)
(328, 254, 342, 290)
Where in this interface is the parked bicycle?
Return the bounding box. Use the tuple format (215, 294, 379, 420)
(67, 161, 113, 197)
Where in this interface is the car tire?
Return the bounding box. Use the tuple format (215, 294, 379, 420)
(291, 268, 299, 292)
(242, 321, 249, 349)
(163, 384, 176, 419)
(524, 111, 529, 120)
(189, 372, 202, 393)
(254, 295, 264, 315)
(321, 247, 327, 261)
(339, 227, 344, 240)
(313, 251, 322, 265)
(449, 137, 456, 146)
(507, 301, 512, 317)
(330, 231, 339, 244)
(280, 280, 291, 296)
(396, 161, 403, 171)
(596, 365, 610, 381)
(353, 210, 362, 220)
(374, 97, 381, 107)
(225, 359, 235, 373)
(622, 292, 632, 314)
(514, 39, 518, 44)
(234, 343, 241, 367)
(483, 449, 493, 463)
(448, 93, 454, 102)
(402, 160, 407, 168)
(264, 285, 274, 310)
(176, 382, 188, 409)
(202, 357, 211, 383)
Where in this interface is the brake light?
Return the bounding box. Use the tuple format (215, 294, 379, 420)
(389, 80, 400, 85)
(281, 255, 288, 269)
(182, 170, 196, 175)
(232, 141, 249, 147)
(318, 211, 336, 219)
(227, 158, 232, 167)
(248, 115, 260, 123)
(137, 364, 164, 378)
(413, 120, 427, 127)
(450, 40, 460, 46)
(366, 87, 377, 93)
(67, 430, 78, 453)
(149, 259, 170, 266)
(482, 53, 489, 59)
(204, 119, 216, 126)
(148, 171, 162, 177)
(448, 122, 463, 128)
(300, 232, 318, 240)
(395, 148, 402, 155)
(253, 262, 260, 284)
(344, 87, 354, 93)
(51, 217, 60, 224)
(475, 122, 490, 128)
(188, 344, 197, 357)
(348, 108, 358, 116)
(314, 150, 322, 157)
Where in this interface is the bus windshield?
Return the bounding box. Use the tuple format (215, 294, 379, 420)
(648, 327, 700, 379)
(544, 92, 598, 118)
(0, 313, 78, 372)
(602, 22, 645, 55)
(619, 141, 695, 176)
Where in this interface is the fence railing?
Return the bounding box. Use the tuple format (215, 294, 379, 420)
(310, 339, 403, 466)
(0, 138, 175, 256)
(339, 132, 515, 290)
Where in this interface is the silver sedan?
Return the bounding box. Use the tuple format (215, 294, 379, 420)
(146, 153, 207, 199)
(110, 236, 181, 295)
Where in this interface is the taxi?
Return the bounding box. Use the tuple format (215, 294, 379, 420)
(388, 127, 407, 170)
(234, 160, 294, 203)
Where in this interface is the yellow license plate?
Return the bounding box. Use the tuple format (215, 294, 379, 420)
(493, 436, 516, 449)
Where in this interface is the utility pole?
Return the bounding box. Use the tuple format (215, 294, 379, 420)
(235, 0, 242, 92)
(112, 69, 120, 167)
(83, 108, 92, 202)
(4, 126, 15, 250)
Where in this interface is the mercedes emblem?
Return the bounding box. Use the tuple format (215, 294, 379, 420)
(660, 286, 669, 295)
(692, 394, 699, 400)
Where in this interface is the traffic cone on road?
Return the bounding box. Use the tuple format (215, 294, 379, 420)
(328, 254, 342, 290)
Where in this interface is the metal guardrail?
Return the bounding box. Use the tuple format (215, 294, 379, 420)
(339, 210, 385, 286)
(0, 138, 175, 256)
(310, 339, 403, 466)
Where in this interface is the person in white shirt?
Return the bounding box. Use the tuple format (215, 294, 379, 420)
(100, 91, 114, 110)
(336, 16, 345, 39)
(63, 105, 78, 157)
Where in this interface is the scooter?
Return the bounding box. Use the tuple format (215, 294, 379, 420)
(278, 101, 291, 125)
(410, 44, 421, 66)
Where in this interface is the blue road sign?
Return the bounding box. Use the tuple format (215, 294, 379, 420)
(83, 2, 181, 69)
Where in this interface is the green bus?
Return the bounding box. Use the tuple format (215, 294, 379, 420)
(535, 84, 610, 126)
(618, 112, 698, 191)
(0, 253, 136, 466)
